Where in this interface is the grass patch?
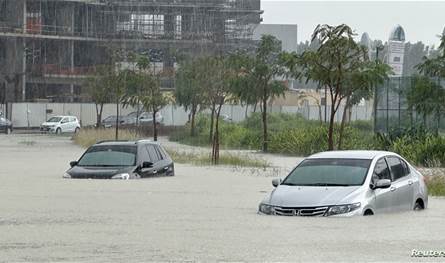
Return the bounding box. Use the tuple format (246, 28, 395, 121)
(18, 140, 36, 146)
(426, 176, 445, 196)
(72, 128, 142, 148)
(165, 148, 270, 168)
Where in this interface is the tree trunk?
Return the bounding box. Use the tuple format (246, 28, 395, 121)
(328, 103, 336, 151)
(245, 105, 249, 119)
(153, 111, 158, 141)
(347, 105, 353, 124)
(190, 105, 197, 137)
(95, 103, 104, 129)
(209, 103, 216, 144)
(115, 100, 119, 140)
(212, 103, 223, 165)
(338, 97, 350, 150)
(318, 103, 322, 125)
(262, 96, 268, 152)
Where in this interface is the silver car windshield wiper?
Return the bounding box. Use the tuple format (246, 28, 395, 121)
(305, 183, 351, 187)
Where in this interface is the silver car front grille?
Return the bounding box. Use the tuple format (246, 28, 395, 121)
(273, 206, 329, 216)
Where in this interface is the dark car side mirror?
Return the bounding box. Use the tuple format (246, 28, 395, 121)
(272, 178, 282, 187)
(70, 161, 78, 167)
(371, 179, 391, 190)
(142, 161, 154, 169)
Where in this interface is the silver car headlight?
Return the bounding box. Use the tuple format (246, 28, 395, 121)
(63, 172, 71, 179)
(325, 203, 361, 216)
(258, 203, 275, 215)
(111, 173, 130, 180)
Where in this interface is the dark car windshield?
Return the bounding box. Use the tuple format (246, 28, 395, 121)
(47, 117, 62, 122)
(77, 145, 137, 167)
(282, 158, 371, 186)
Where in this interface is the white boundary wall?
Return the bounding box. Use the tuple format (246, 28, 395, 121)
(8, 103, 373, 128)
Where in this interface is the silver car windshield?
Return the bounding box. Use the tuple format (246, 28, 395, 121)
(47, 117, 62, 122)
(282, 158, 372, 187)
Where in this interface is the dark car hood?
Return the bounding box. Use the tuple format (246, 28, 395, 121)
(68, 166, 135, 179)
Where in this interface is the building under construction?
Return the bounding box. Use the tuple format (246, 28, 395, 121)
(0, 0, 262, 103)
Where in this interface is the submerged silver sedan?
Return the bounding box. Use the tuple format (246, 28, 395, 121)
(259, 151, 428, 217)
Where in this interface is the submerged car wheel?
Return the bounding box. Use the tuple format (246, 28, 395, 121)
(74, 127, 80, 134)
(56, 128, 62, 135)
(5, 127, 11, 134)
(414, 200, 424, 211)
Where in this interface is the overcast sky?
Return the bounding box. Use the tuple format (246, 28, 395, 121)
(261, 1, 445, 47)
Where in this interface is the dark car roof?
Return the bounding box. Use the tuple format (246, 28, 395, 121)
(94, 140, 159, 147)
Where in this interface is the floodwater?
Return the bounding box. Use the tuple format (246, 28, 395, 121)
(1, 134, 445, 262)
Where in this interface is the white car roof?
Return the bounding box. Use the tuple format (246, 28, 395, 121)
(308, 150, 398, 160)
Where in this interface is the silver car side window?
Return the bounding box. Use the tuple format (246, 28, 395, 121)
(387, 157, 406, 181)
(373, 158, 391, 182)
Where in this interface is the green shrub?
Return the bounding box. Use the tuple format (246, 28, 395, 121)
(426, 176, 445, 196)
(349, 120, 373, 132)
(390, 135, 445, 167)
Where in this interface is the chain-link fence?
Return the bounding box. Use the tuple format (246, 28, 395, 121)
(374, 76, 445, 133)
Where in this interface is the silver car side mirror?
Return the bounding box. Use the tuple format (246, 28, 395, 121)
(372, 179, 391, 190)
(272, 178, 282, 187)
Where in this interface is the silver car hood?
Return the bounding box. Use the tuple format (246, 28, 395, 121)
(268, 185, 361, 207)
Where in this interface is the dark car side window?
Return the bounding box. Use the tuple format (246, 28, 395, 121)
(139, 145, 151, 163)
(154, 145, 164, 160)
(146, 145, 160, 163)
(387, 157, 407, 181)
(372, 158, 391, 183)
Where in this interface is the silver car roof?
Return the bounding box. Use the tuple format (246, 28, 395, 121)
(307, 150, 398, 160)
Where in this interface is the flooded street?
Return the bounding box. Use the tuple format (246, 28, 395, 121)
(1, 134, 445, 262)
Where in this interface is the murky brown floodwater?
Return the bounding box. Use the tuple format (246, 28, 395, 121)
(1, 134, 444, 262)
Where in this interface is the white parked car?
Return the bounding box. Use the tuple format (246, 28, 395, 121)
(125, 111, 163, 125)
(40, 116, 81, 134)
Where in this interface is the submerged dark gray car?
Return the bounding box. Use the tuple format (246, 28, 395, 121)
(64, 140, 174, 179)
(259, 151, 428, 217)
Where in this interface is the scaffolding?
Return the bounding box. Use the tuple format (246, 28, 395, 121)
(0, 0, 262, 103)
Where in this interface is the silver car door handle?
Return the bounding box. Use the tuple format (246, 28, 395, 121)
(390, 186, 396, 192)
(408, 180, 413, 186)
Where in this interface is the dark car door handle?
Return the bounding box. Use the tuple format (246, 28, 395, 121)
(408, 180, 413, 186)
(390, 186, 397, 192)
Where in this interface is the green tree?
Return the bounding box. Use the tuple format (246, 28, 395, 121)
(407, 76, 444, 132)
(206, 56, 234, 164)
(123, 56, 170, 141)
(84, 65, 114, 128)
(414, 34, 445, 133)
(417, 34, 445, 78)
(175, 58, 208, 136)
(231, 35, 287, 152)
(283, 24, 391, 150)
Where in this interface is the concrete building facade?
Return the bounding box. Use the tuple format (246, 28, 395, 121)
(0, 0, 262, 103)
